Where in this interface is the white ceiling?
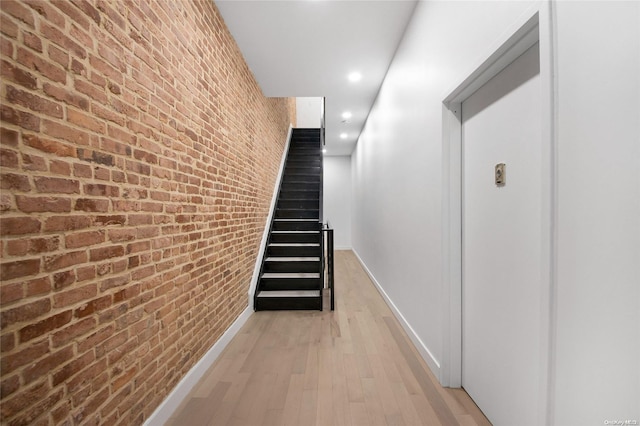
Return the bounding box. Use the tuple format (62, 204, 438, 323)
(215, 0, 418, 156)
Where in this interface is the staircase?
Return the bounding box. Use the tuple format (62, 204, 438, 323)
(254, 128, 324, 311)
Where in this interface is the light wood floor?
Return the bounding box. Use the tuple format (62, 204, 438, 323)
(167, 250, 491, 426)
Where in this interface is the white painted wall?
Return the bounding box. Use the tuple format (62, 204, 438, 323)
(553, 2, 640, 424)
(351, 0, 537, 377)
(323, 156, 351, 249)
(296, 97, 322, 128)
(351, 0, 639, 423)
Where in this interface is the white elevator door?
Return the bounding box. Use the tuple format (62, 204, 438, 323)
(462, 42, 542, 425)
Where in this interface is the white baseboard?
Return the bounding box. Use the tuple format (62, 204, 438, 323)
(144, 307, 252, 426)
(351, 249, 442, 379)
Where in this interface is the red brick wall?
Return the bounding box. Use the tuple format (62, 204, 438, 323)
(0, 0, 296, 424)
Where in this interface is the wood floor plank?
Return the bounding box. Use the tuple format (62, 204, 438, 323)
(383, 316, 460, 426)
(348, 401, 369, 426)
(167, 250, 490, 426)
(282, 374, 304, 426)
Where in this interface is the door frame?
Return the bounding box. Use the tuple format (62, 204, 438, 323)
(440, 3, 557, 424)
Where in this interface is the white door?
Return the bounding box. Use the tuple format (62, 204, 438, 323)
(462, 42, 542, 425)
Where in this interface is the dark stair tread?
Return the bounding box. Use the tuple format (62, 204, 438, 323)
(256, 290, 320, 297)
(269, 243, 319, 247)
(265, 257, 319, 262)
(271, 231, 318, 234)
(261, 272, 320, 279)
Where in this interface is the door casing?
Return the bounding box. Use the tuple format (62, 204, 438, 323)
(440, 3, 557, 425)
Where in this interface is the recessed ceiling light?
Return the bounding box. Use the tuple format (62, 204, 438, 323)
(348, 72, 362, 82)
(322, 149, 327, 154)
(341, 111, 352, 119)
(340, 133, 348, 139)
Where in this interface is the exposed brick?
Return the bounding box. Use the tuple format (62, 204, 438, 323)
(0, 282, 22, 306)
(94, 215, 126, 226)
(0, 147, 19, 168)
(0, 13, 19, 38)
(0, 298, 51, 328)
(22, 0, 66, 28)
(34, 176, 80, 194)
(0, 0, 296, 423)
(99, 274, 128, 292)
(0, 127, 19, 147)
(19, 310, 72, 343)
(43, 250, 87, 272)
(43, 215, 91, 232)
(21, 152, 47, 171)
(74, 295, 111, 319)
(73, 0, 100, 25)
(2, 0, 35, 27)
(72, 386, 109, 423)
(0, 173, 31, 191)
(0, 59, 37, 89)
(76, 265, 96, 282)
(74, 78, 107, 103)
(40, 21, 86, 59)
(1, 104, 40, 131)
(1, 34, 14, 58)
(22, 346, 74, 384)
(1, 374, 20, 399)
(52, 283, 97, 308)
(52, 316, 96, 347)
(0, 217, 41, 236)
(48, 44, 69, 68)
(77, 326, 113, 356)
(52, 350, 94, 386)
(16, 46, 66, 83)
(74, 198, 109, 212)
(16, 195, 72, 213)
(49, 158, 72, 176)
(65, 230, 105, 249)
(74, 163, 92, 178)
(0, 193, 12, 212)
(5, 85, 63, 118)
(0, 380, 49, 420)
(22, 30, 42, 52)
(42, 119, 90, 145)
(43, 82, 89, 110)
(24, 277, 51, 297)
(6, 236, 59, 256)
(68, 108, 106, 133)
(23, 134, 77, 157)
(77, 148, 114, 166)
(53, 269, 76, 290)
(9, 387, 64, 425)
(0, 258, 40, 281)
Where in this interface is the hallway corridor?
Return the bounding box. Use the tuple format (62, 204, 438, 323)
(167, 251, 489, 425)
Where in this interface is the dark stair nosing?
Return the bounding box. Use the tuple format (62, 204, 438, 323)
(271, 231, 318, 234)
(261, 272, 320, 279)
(268, 243, 319, 247)
(265, 256, 319, 261)
(256, 290, 320, 297)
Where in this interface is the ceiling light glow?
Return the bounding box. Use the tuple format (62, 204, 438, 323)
(348, 72, 362, 82)
(341, 111, 352, 120)
(322, 149, 327, 154)
(340, 133, 348, 139)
